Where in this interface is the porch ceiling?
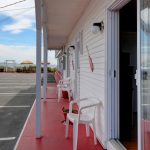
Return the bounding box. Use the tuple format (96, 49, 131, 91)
(43, 0, 91, 50)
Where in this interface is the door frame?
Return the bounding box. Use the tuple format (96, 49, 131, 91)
(106, 0, 141, 149)
(106, 8, 120, 140)
(137, 0, 141, 149)
(74, 35, 81, 100)
(67, 48, 70, 77)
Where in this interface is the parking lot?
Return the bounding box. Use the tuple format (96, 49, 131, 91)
(0, 73, 36, 150)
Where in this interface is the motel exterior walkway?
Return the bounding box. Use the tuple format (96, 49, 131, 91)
(15, 74, 104, 150)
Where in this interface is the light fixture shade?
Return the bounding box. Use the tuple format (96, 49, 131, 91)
(91, 25, 100, 34)
(91, 21, 104, 34)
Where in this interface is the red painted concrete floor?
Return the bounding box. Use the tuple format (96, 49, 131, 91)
(16, 83, 104, 150)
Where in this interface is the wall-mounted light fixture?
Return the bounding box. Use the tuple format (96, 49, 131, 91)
(68, 45, 75, 56)
(69, 45, 75, 49)
(91, 21, 104, 34)
(69, 45, 75, 55)
(62, 51, 67, 57)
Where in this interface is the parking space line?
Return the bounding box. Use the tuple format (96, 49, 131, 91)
(0, 93, 36, 95)
(0, 86, 35, 89)
(0, 106, 30, 108)
(0, 137, 16, 141)
(14, 100, 35, 150)
(0, 85, 32, 89)
(0, 83, 35, 85)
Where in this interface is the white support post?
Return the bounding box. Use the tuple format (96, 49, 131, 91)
(43, 25, 48, 101)
(35, 0, 42, 138)
(36, 29, 42, 138)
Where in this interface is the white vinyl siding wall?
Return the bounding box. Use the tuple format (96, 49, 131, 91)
(80, 6, 105, 146)
(64, 0, 118, 147)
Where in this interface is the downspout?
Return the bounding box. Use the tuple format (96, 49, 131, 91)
(35, 0, 42, 138)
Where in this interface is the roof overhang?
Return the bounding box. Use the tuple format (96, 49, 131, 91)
(42, 0, 91, 49)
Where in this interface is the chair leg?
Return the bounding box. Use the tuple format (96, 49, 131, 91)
(58, 88, 61, 102)
(65, 117, 69, 138)
(86, 124, 90, 137)
(92, 121, 97, 145)
(71, 91, 73, 100)
(57, 88, 60, 102)
(73, 119, 78, 150)
(68, 90, 71, 101)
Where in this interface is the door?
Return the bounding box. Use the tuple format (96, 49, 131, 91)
(107, 0, 138, 149)
(139, 0, 150, 149)
(119, 1, 137, 147)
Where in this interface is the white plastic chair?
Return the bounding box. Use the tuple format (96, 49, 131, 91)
(65, 97, 100, 150)
(57, 77, 72, 102)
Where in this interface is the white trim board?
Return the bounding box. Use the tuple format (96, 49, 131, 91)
(137, 0, 141, 149)
(107, 140, 127, 150)
(106, 9, 120, 140)
(108, 0, 131, 10)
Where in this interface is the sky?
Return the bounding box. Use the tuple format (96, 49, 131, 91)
(0, 0, 57, 65)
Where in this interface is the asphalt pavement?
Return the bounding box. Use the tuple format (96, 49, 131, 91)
(0, 73, 36, 150)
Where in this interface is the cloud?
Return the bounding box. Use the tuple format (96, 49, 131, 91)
(47, 51, 57, 65)
(0, 44, 36, 63)
(0, 1, 57, 66)
(0, 44, 57, 65)
(2, 18, 33, 34)
(0, 0, 35, 34)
